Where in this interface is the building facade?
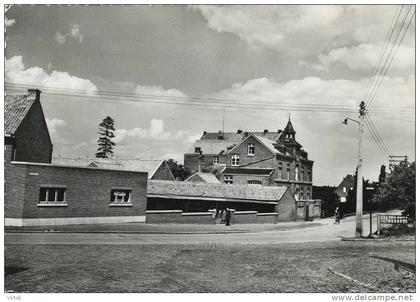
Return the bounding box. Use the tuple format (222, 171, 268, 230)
(4, 89, 148, 227)
(184, 119, 314, 200)
(334, 174, 355, 203)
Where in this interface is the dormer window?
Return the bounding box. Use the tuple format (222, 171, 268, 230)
(231, 154, 240, 166)
(247, 143, 255, 156)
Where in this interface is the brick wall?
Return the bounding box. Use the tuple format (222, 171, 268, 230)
(224, 174, 271, 186)
(14, 100, 52, 164)
(4, 146, 26, 218)
(184, 153, 228, 173)
(145, 210, 215, 224)
(277, 189, 296, 222)
(6, 163, 148, 220)
(228, 136, 274, 166)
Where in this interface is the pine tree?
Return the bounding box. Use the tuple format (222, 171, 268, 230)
(96, 116, 116, 158)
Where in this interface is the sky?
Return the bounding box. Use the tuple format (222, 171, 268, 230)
(4, 5, 415, 185)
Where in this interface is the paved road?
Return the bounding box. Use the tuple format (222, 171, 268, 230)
(5, 214, 380, 245)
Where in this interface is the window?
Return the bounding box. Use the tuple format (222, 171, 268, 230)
(342, 187, 347, 193)
(247, 143, 255, 156)
(248, 180, 262, 185)
(39, 187, 66, 204)
(300, 187, 304, 199)
(212, 156, 219, 164)
(295, 166, 299, 181)
(224, 175, 233, 184)
(307, 187, 311, 199)
(286, 164, 291, 180)
(110, 189, 132, 204)
(231, 154, 240, 166)
(278, 168, 283, 179)
(301, 167, 305, 181)
(308, 170, 311, 181)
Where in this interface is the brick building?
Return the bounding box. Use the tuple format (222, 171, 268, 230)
(5, 89, 53, 163)
(4, 90, 148, 227)
(335, 174, 355, 203)
(184, 119, 314, 200)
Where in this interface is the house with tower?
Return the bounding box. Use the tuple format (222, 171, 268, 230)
(184, 118, 314, 201)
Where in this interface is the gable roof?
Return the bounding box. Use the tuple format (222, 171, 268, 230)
(5, 93, 37, 134)
(186, 131, 282, 154)
(148, 180, 288, 202)
(52, 157, 171, 179)
(185, 172, 221, 183)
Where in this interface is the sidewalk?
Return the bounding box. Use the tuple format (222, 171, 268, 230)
(5, 220, 323, 234)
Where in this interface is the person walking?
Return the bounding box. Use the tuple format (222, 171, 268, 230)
(225, 208, 231, 226)
(334, 207, 341, 224)
(221, 209, 226, 224)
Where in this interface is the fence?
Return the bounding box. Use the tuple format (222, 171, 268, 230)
(377, 214, 412, 235)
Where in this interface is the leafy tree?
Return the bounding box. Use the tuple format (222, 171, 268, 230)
(96, 116, 116, 158)
(312, 186, 339, 217)
(166, 159, 191, 181)
(373, 160, 415, 220)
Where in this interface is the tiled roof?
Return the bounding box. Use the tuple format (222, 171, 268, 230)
(187, 140, 238, 154)
(148, 180, 288, 202)
(201, 131, 281, 141)
(253, 135, 280, 154)
(52, 157, 166, 179)
(222, 167, 274, 175)
(5, 93, 37, 134)
(187, 131, 282, 154)
(186, 172, 221, 183)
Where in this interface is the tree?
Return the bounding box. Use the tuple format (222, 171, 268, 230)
(378, 164, 387, 184)
(166, 159, 191, 181)
(96, 116, 116, 158)
(373, 160, 415, 220)
(312, 186, 339, 217)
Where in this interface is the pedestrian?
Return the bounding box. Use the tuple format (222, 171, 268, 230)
(334, 207, 340, 224)
(221, 209, 226, 224)
(225, 208, 231, 226)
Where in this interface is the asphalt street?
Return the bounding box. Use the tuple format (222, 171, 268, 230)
(5, 214, 379, 245)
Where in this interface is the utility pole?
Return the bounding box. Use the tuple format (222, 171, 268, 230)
(342, 100, 366, 238)
(356, 101, 366, 237)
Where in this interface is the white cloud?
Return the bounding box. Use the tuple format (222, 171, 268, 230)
(70, 24, 83, 43)
(192, 5, 344, 51)
(192, 4, 413, 66)
(46, 118, 68, 145)
(5, 55, 98, 93)
(134, 84, 187, 98)
(114, 119, 171, 143)
(55, 32, 66, 45)
(317, 43, 415, 71)
(5, 17, 15, 27)
(54, 23, 83, 44)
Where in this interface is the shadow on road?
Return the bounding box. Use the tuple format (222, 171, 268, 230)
(370, 255, 415, 273)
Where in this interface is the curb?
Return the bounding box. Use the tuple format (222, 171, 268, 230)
(341, 237, 415, 242)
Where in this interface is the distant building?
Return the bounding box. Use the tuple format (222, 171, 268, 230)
(184, 118, 314, 200)
(53, 158, 175, 181)
(185, 172, 220, 183)
(334, 175, 355, 202)
(4, 90, 148, 227)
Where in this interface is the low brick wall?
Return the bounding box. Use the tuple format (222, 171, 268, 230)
(256, 212, 278, 224)
(146, 210, 215, 224)
(181, 212, 215, 224)
(145, 210, 182, 223)
(232, 211, 258, 224)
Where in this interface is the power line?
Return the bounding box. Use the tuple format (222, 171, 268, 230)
(362, 5, 403, 105)
(366, 5, 415, 108)
(5, 82, 414, 116)
(365, 113, 392, 156)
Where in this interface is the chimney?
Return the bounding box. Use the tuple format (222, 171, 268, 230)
(203, 131, 207, 136)
(263, 129, 268, 134)
(277, 129, 282, 133)
(237, 129, 242, 134)
(244, 131, 249, 137)
(218, 130, 224, 140)
(28, 89, 41, 100)
(194, 147, 201, 153)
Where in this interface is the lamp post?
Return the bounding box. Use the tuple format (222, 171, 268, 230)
(343, 102, 366, 237)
